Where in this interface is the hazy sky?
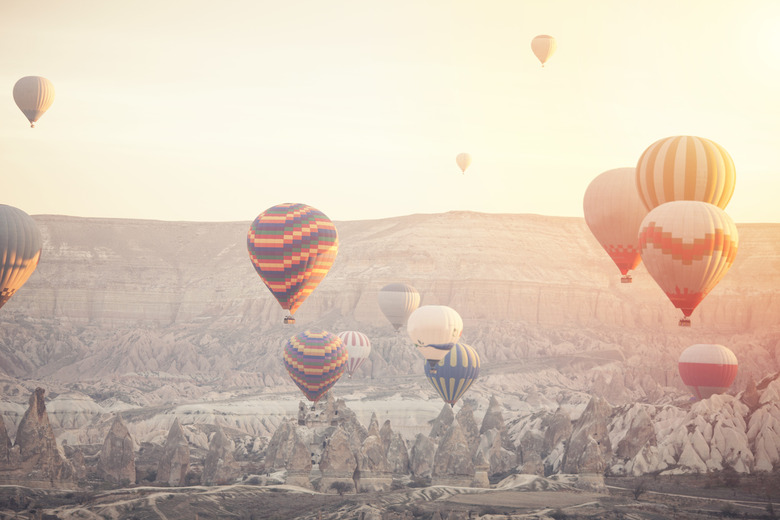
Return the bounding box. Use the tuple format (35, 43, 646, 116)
(2, 1, 779, 223)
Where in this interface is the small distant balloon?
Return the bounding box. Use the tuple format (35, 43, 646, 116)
(456, 153, 472, 174)
(378, 283, 420, 332)
(0, 205, 43, 310)
(337, 330, 371, 378)
(531, 35, 557, 67)
(13, 76, 55, 128)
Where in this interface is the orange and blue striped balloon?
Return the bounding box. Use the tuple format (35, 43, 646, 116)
(424, 342, 480, 406)
(283, 329, 348, 402)
(247, 203, 338, 316)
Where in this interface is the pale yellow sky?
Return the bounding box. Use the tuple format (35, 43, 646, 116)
(2, 0, 779, 222)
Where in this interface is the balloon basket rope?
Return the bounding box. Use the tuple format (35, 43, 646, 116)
(679, 318, 691, 327)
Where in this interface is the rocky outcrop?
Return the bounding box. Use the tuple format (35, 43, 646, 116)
(386, 433, 409, 475)
(432, 420, 474, 486)
(477, 428, 517, 477)
(518, 431, 545, 476)
(409, 434, 435, 480)
(319, 426, 357, 492)
(562, 397, 612, 474)
(429, 405, 454, 442)
(4, 388, 73, 484)
(542, 409, 572, 475)
(156, 418, 190, 486)
(97, 415, 136, 485)
(203, 424, 239, 485)
(0, 416, 11, 465)
(456, 403, 480, 456)
(357, 433, 391, 491)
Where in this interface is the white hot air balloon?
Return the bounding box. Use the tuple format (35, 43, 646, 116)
(456, 153, 472, 174)
(583, 167, 649, 283)
(531, 35, 557, 67)
(407, 305, 463, 372)
(378, 283, 420, 331)
(13, 76, 55, 128)
(337, 331, 371, 378)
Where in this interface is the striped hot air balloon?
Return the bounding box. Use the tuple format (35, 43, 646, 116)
(378, 283, 420, 331)
(283, 329, 347, 402)
(531, 35, 557, 67)
(407, 305, 463, 371)
(337, 330, 371, 378)
(424, 342, 480, 406)
(638, 201, 738, 326)
(13, 76, 55, 128)
(456, 153, 472, 174)
(247, 203, 338, 323)
(0, 205, 43, 310)
(635, 135, 736, 211)
(678, 344, 738, 400)
(583, 167, 649, 283)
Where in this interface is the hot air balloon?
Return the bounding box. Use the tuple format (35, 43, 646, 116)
(13, 76, 55, 128)
(583, 168, 649, 283)
(531, 35, 556, 67)
(0, 205, 43, 310)
(378, 283, 420, 331)
(283, 329, 348, 402)
(337, 330, 371, 378)
(635, 135, 736, 211)
(678, 344, 738, 400)
(407, 305, 463, 372)
(456, 153, 472, 174)
(247, 203, 338, 324)
(638, 201, 738, 326)
(424, 342, 480, 406)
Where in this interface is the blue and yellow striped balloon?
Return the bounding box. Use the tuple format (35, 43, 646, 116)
(283, 329, 348, 402)
(424, 342, 480, 406)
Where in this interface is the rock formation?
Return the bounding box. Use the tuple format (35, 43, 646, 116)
(562, 396, 612, 474)
(456, 403, 480, 456)
(319, 426, 357, 492)
(432, 420, 474, 486)
(4, 388, 73, 484)
(429, 404, 454, 442)
(156, 418, 190, 486)
(97, 415, 136, 484)
(386, 433, 410, 475)
(409, 433, 435, 480)
(203, 424, 239, 485)
(358, 432, 391, 491)
(0, 416, 11, 465)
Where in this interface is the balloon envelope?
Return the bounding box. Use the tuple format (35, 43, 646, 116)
(0, 205, 43, 310)
(678, 344, 737, 400)
(337, 330, 371, 377)
(13, 76, 55, 127)
(636, 135, 735, 211)
(283, 329, 347, 402)
(583, 167, 649, 281)
(425, 342, 480, 406)
(531, 35, 556, 66)
(456, 153, 472, 173)
(247, 203, 338, 316)
(407, 305, 463, 365)
(378, 283, 420, 331)
(638, 201, 738, 323)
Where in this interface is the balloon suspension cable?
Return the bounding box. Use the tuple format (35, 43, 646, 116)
(679, 317, 691, 327)
(621, 275, 632, 284)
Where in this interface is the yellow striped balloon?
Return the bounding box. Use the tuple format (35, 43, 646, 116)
(635, 135, 735, 211)
(283, 329, 347, 402)
(424, 342, 480, 406)
(0, 205, 42, 310)
(13, 76, 55, 128)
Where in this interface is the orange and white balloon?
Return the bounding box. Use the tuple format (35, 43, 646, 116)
(638, 201, 738, 326)
(583, 167, 649, 283)
(678, 344, 738, 400)
(456, 153, 472, 174)
(531, 35, 556, 67)
(635, 135, 735, 211)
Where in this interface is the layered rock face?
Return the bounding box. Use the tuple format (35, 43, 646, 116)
(97, 415, 136, 484)
(203, 424, 239, 485)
